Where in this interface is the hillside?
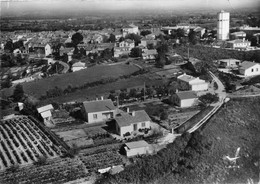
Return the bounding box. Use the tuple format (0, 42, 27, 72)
(158, 97, 260, 184)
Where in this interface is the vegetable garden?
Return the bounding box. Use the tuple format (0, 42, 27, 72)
(0, 116, 65, 171)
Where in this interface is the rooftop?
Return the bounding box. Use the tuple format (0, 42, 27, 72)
(177, 73, 197, 83)
(37, 104, 54, 113)
(82, 99, 116, 113)
(115, 110, 151, 127)
(240, 61, 259, 70)
(125, 140, 149, 149)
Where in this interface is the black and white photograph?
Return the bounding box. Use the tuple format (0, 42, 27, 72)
(0, 0, 260, 183)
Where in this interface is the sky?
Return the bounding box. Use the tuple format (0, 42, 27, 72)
(1, 0, 260, 17)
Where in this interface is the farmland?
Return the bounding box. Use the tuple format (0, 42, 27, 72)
(0, 116, 65, 171)
(1, 64, 140, 98)
(0, 157, 90, 184)
(38, 74, 164, 105)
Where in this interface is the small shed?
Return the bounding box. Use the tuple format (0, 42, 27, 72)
(124, 140, 152, 157)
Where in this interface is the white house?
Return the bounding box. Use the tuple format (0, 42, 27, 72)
(142, 49, 158, 60)
(173, 91, 198, 108)
(226, 39, 251, 49)
(82, 98, 117, 123)
(114, 39, 135, 58)
(123, 140, 152, 157)
(218, 59, 241, 68)
(72, 61, 87, 72)
(239, 61, 260, 77)
(37, 104, 54, 122)
(177, 73, 209, 91)
(115, 110, 151, 137)
(122, 24, 139, 37)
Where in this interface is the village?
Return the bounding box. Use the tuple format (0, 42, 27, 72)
(0, 5, 260, 184)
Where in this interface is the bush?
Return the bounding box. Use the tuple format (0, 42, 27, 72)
(34, 156, 47, 166)
(199, 93, 219, 104)
(124, 132, 131, 137)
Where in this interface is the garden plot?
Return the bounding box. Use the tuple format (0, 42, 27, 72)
(0, 157, 90, 184)
(0, 116, 64, 171)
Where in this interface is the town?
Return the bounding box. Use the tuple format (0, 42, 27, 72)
(0, 1, 260, 184)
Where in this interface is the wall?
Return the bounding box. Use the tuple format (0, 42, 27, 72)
(241, 65, 260, 77)
(126, 147, 148, 157)
(180, 98, 197, 107)
(87, 110, 115, 123)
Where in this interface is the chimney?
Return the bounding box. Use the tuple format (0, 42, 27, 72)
(132, 111, 135, 116)
(126, 107, 130, 113)
(101, 96, 104, 100)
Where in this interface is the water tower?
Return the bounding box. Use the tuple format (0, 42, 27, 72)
(217, 10, 230, 40)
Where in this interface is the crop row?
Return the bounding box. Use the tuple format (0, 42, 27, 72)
(0, 116, 63, 170)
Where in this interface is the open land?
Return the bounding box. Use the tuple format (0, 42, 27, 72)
(1, 64, 140, 98)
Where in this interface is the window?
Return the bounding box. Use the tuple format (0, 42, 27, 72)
(252, 68, 254, 72)
(141, 122, 146, 127)
(93, 114, 97, 119)
(257, 68, 259, 72)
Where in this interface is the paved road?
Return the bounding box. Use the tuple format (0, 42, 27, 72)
(56, 60, 70, 74)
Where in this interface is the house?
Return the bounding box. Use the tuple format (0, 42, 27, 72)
(239, 61, 260, 77)
(142, 49, 158, 60)
(226, 39, 251, 49)
(115, 110, 151, 137)
(230, 31, 246, 40)
(82, 98, 117, 123)
(172, 91, 198, 108)
(123, 140, 152, 157)
(177, 73, 209, 91)
(218, 59, 241, 68)
(37, 104, 54, 122)
(122, 24, 139, 37)
(72, 61, 87, 72)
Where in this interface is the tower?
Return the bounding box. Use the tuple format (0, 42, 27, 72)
(217, 10, 230, 40)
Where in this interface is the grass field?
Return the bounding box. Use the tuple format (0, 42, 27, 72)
(1, 64, 139, 98)
(38, 75, 164, 105)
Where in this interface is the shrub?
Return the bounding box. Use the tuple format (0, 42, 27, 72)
(124, 132, 131, 137)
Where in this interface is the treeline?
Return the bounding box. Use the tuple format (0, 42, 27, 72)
(39, 69, 147, 100)
(97, 131, 212, 184)
(175, 45, 260, 63)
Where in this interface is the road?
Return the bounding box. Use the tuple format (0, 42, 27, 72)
(56, 60, 70, 74)
(186, 71, 227, 133)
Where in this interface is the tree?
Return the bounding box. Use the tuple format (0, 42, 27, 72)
(140, 30, 152, 37)
(13, 84, 24, 102)
(188, 30, 199, 45)
(130, 47, 142, 57)
(156, 43, 168, 54)
(176, 28, 185, 38)
(71, 32, 83, 46)
(199, 93, 219, 104)
(155, 53, 166, 68)
(160, 110, 169, 120)
(4, 39, 14, 52)
(108, 34, 116, 43)
(125, 33, 141, 46)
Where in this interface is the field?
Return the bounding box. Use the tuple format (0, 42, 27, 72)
(0, 157, 90, 184)
(1, 64, 140, 98)
(0, 116, 65, 171)
(38, 75, 164, 105)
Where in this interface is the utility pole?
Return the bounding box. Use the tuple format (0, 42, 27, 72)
(143, 82, 146, 102)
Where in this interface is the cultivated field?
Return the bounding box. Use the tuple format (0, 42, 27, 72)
(2, 64, 140, 98)
(0, 116, 65, 171)
(0, 157, 90, 184)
